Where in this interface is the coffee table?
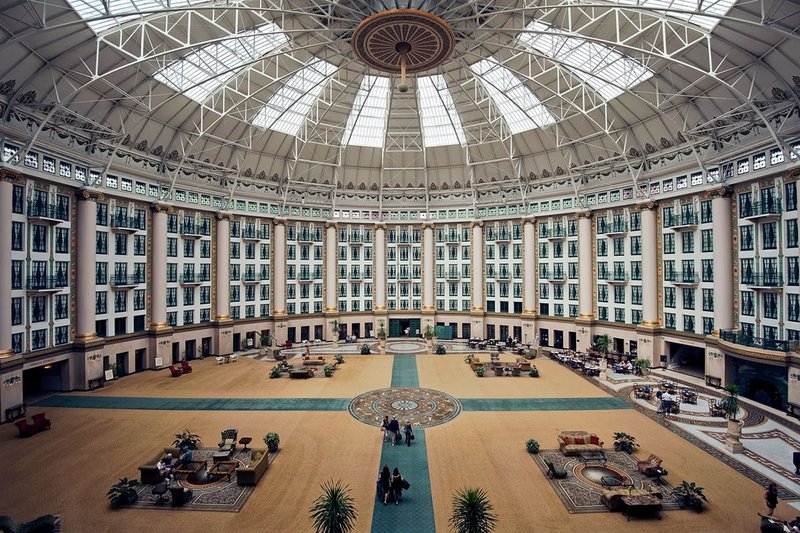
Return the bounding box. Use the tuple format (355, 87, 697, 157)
(174, 460, 207, 481)
(207, 461, 238, 482)
(577, 451, 607, 464)
(621, 494, 663, 520)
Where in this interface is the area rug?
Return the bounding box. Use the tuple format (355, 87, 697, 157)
(128, 448, 277, 512)
(532, 450, 683, 513)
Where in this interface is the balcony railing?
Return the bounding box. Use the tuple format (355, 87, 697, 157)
(668, 271, 700, 284)
(27, 202, 69, 222)
(241, 229, 269, 240)
(742, 272, 783, 287)
(740, 200, 782, 219)
(180, 274, 201, 284)
(26, 276, 68, 290)
(664, 213, 698, 229)
(110, 216, 145, 231)
(607, 272, 629, 283)
(111, 275, 144, 286)
(720, 329, 793, 352)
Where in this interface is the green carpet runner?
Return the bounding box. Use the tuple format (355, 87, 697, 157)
(371, 354, 435, 533)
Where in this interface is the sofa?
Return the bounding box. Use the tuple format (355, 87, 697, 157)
(236, 449, 270, 486)
(601, 488, 662, 512)
(139, 447, 181, 484)
(558, 431, 604, 455)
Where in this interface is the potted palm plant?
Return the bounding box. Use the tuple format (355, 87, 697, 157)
(107, 478, 139, 509)
(593, 334, 612, 356)
(613, 432, 639, 454)
(264, 432, 280, 453)
(424, 323, 435, 351)
(721, 384, 744, 453)
(172, 429, 201, 449)
(323, 364, 334, 377)
(528, 365, 539, 378)
(309, 480, 358, 533)
(377, 320, 387, 351)
(633, 358, 651, 376)
(449, 487, 498, 533)
(475, 366, 485, 377)
(330, 319, 340, 347)
(672, 480, 708, 512)
(525, 439, 540, 454)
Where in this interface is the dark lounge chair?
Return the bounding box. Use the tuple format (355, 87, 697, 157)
(180, 361, 193, 374)
(544, 458, 568, 479)
(14, 419, 38, 438)
(31, 413, 51, 432)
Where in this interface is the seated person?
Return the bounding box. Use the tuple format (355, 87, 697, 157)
(157, 453, 174, 477)
(625, 361, 633, 373)
(661, 392, 674, 413)
(176, 446, 193, 468)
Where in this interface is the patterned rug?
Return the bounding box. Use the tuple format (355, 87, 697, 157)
(128, 448, 277, 512)
(349, 387, 461, 428)
(532, 450, 683, 513)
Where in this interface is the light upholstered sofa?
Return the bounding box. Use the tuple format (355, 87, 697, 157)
(236, 448, 270, 486)
(557, 431, 604, 455)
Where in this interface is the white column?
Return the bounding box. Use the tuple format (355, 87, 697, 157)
(325, 222, 338, 313)
(272, 219, 287, 317)
(0, 173, 15, 356)
(523, 218, 536, 315)
(150, 204, 169, 329)
(578, 212, 594, 318)
(215, 214, 231, 320)
(471, 221, 484, 311)
(640, 203, 659, 326)
(422, 223, 435, 311)
(374, 224, 387, 311)
(711, 189, 734, 332)
(76, 189, 102, 339)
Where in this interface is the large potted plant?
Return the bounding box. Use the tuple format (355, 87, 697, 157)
(424, 323, 436, 350)
(612, 432, 639, 454)
(330, 319, 340, 347)
(721, 384, 744, 453)
(449, 487, 498, 533)
(107, 478, 139, 509)
(309, 480, 357, 533)
(672, 480, 708, 512)
(264, 432, 280, 453)
(633, 358, 651, 376)
(173, 429, 201, 450)
(436, 344, 447, 355)
(525, 439, 540, 454)
(323, 364, 334, 377)
(475, 366, 485, 377)
(377, 320, 387, 351)
(359, 344, 371, 355)
(593, 334, 612, 356)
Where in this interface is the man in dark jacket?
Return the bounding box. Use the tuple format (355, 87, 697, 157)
(387, 416, 400, 446)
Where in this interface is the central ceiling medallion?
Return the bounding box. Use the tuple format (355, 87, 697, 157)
(351, 9, 456, 92)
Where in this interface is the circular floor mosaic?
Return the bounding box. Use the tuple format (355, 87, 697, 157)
(385, 341, 428, 354)
(348, 387, 461, 428)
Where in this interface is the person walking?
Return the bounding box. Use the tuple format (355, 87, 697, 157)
(381, 416, 390, 445)
(387, 416, 400, 446)
(765, 482, 779, 516)
(403, 420, 413, 447)
(391, 468, 404, 505)
(380, 465, 392, 505)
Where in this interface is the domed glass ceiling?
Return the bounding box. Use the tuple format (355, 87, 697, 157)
(2, 0, 797, 208)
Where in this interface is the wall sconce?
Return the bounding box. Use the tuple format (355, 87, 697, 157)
(87, 354, 102, 361)
(709, 352, 723, 360)
(221, 329, 231, 336)
(158, 339, 170, 347)
(791, 373, 800, 382)
(639, 338, 651, 345)
(3, 376, 21, 386)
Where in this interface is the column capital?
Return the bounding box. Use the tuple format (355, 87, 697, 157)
(470, 219, 484, 228)
(0, 169, 24, 183)
(635, 200, 658, 211)
(422, 221, 435, 229)
(79, 188, 105, 202)
(374, 222, 387, 230)
(522, 216, 536, 225)
(151, 202, 174, 213)
(704, 186, 733, 199)
(216, 211, 234, 221)
(324, 221, 338, 229)
(577, 210, 592, 219)
(273, 217, 288, 226)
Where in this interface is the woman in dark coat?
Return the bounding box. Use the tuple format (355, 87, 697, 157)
(380, 465, 392, 505)
(391, 468, 403, 505)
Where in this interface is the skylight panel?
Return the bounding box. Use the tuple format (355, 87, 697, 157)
(251, 59, 337, 136)
(66, 0, 202, 34)
(519, 21, 653, 101)
(342, 76, 390, 148)
(470, 59, 555, 134)
(153, 22, 288, 103)
(613, 0, 735, 31)
(417, 75, 465, 148)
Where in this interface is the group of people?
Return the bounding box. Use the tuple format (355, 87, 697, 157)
(381, 415, 414, 446)
(762, 482, 800, 532)
(156, 446, 194, 478)
(378, 465, 407, 505)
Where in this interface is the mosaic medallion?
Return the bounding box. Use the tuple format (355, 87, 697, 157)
(385, 341, 428, 354)
(348, 387, 461, 428)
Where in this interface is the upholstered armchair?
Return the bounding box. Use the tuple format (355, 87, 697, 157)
(637, 454, 666, 478)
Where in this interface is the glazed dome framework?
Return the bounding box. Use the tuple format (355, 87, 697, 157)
(0, 0, 798, 208)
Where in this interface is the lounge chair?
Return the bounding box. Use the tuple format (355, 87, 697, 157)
(637, 454, 667, 479)
(180, 361, 192, 374)
(14, 419, 38, 438)
(543, 459, 567, 479)
(169, 365, 182, 377)
(31, 413, 51, 432)
(219, 428, 238, 454)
